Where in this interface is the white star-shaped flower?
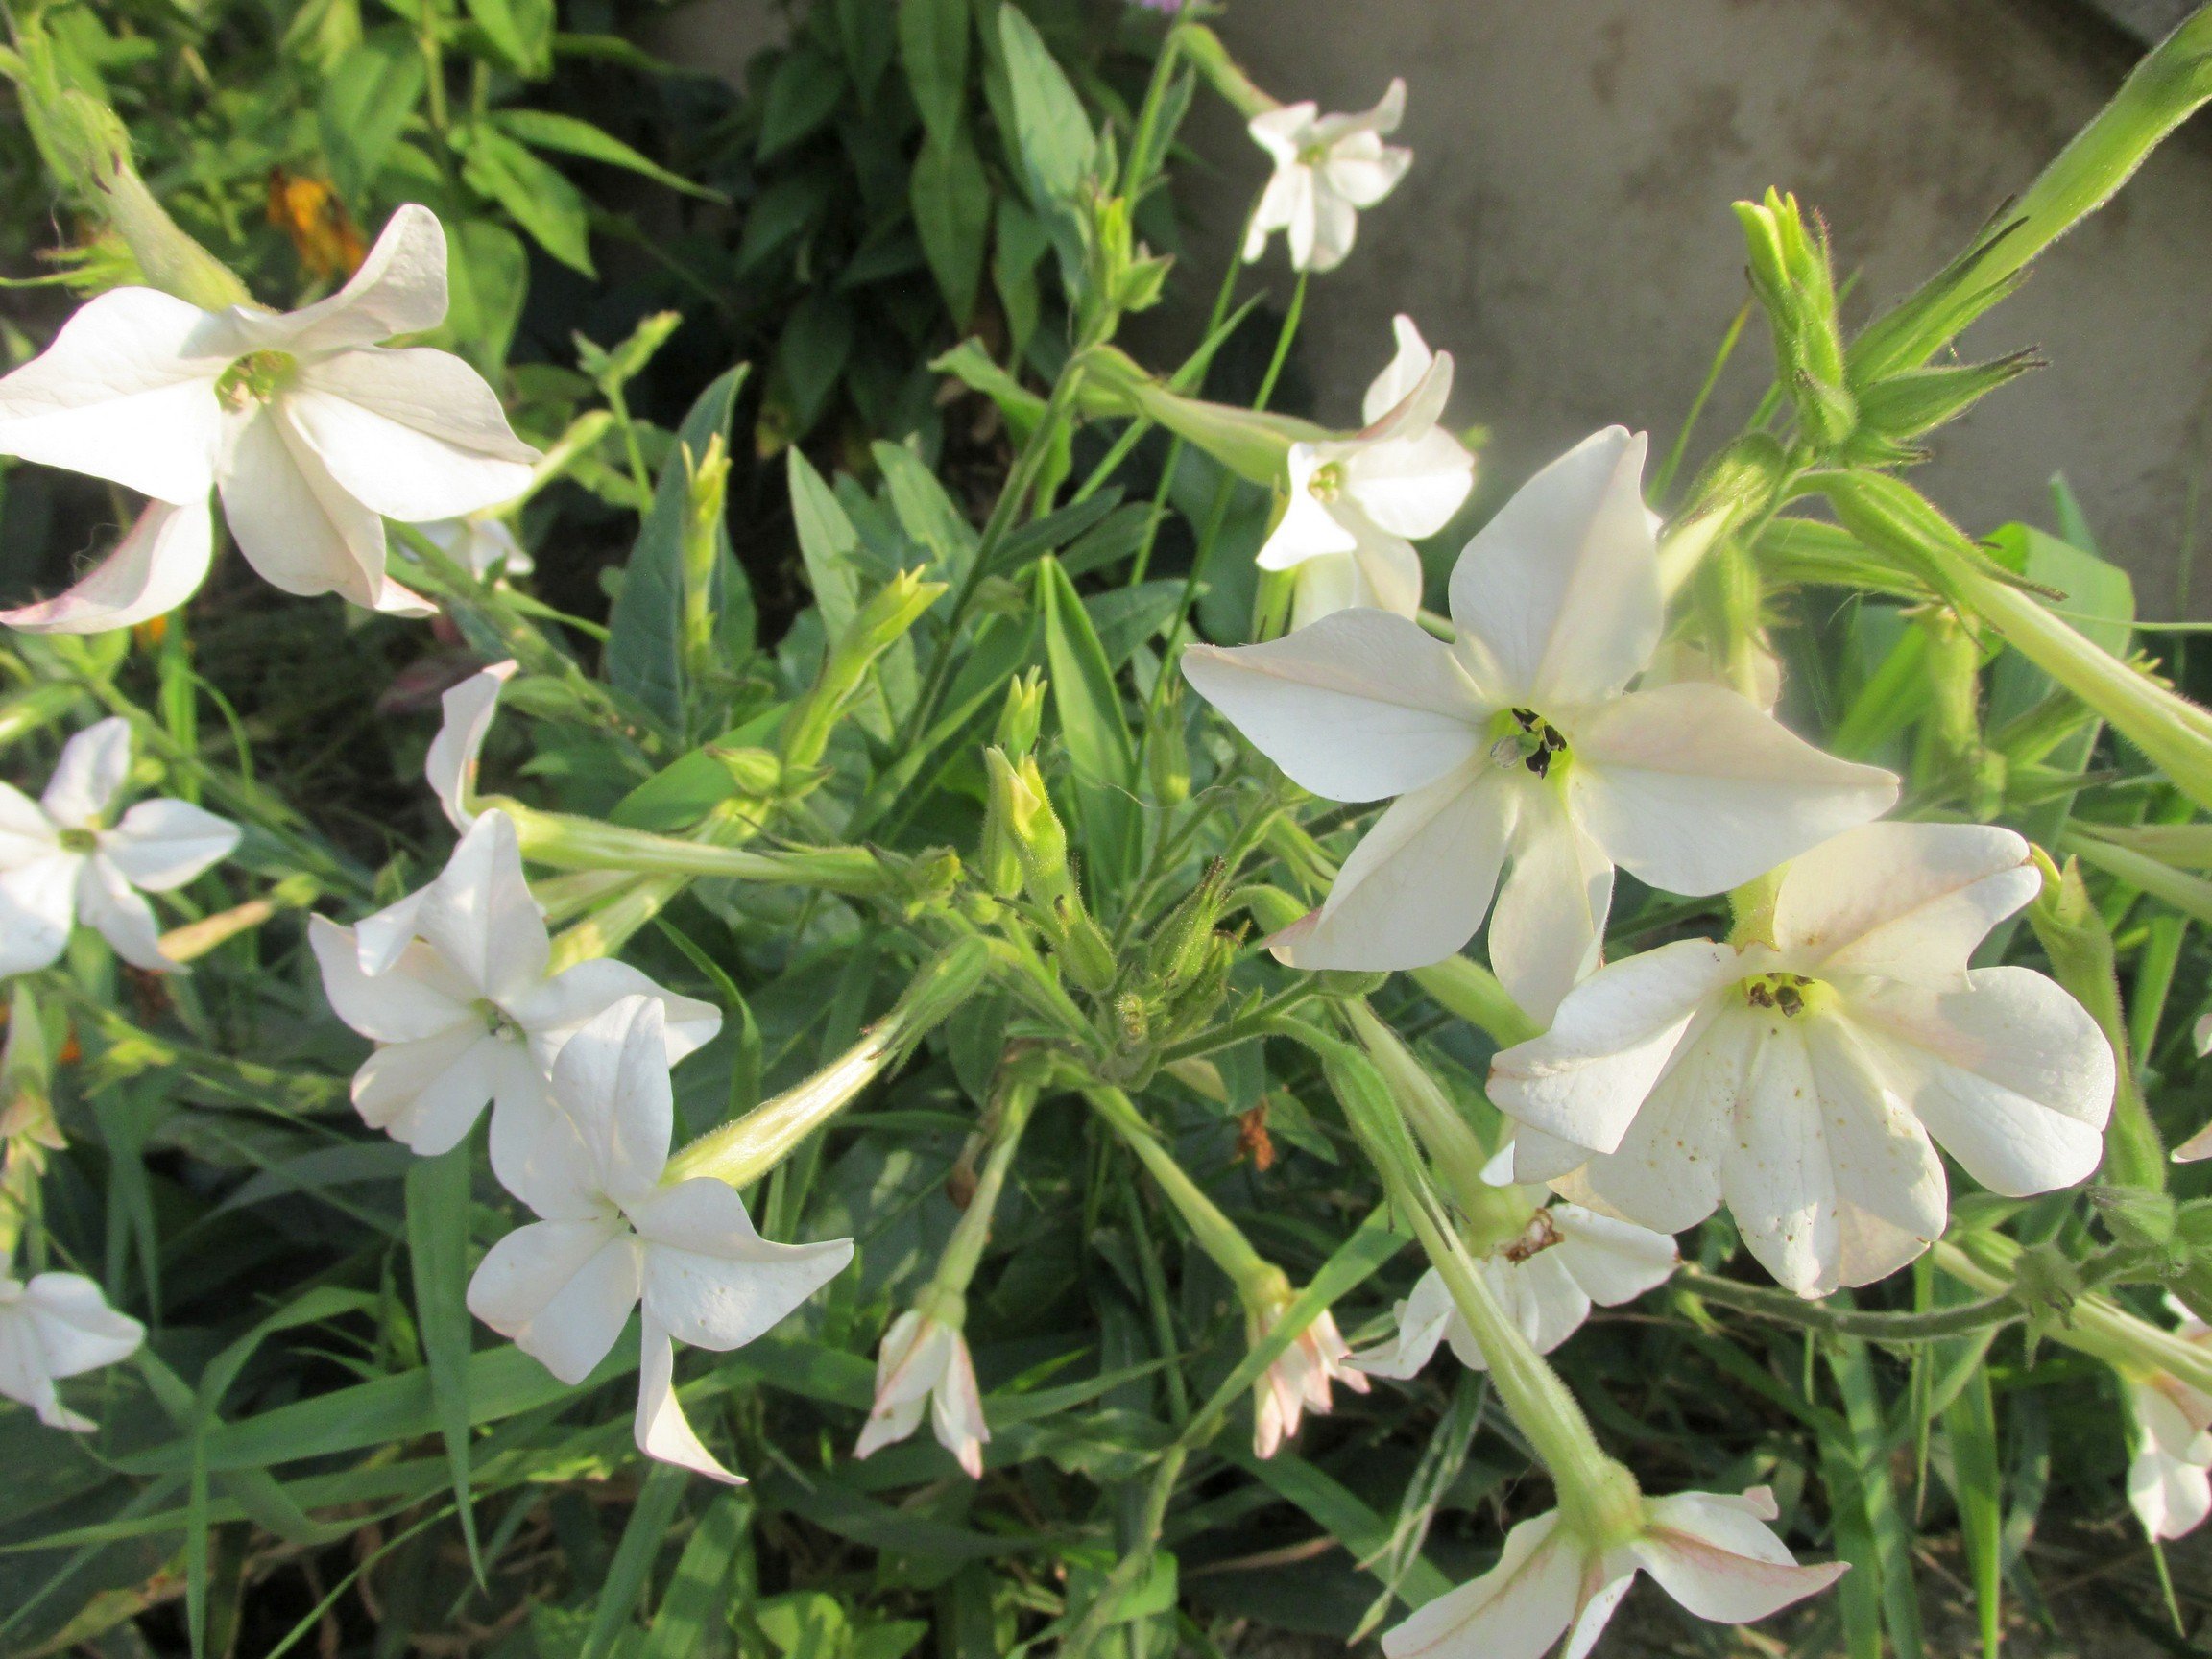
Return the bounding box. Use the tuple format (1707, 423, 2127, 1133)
(2127, 1302, 2212, 1541)
(308, 807, 718, 1192)
(1184, 426, 1897, 1020)
(0, 205, 539, 633)
(467, 995, 854, 1481)
(0, 1269, 144, 1431)
(1491, 822, 2116, 1297)
(1382, 1485, 1844, 1659)
(0, 717, 239, 974)
(1249, 1288, 1368, 1458)
(1261, 316, 1475, 631)
(1244, 81, 1412, 274)
(854, 1306, 990, 1479)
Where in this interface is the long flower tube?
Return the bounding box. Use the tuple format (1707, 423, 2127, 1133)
(664, 940, 990, 1189)
(488, 797, 893, 893)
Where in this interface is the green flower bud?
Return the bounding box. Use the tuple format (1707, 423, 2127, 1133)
(996, 670, 1047, 759)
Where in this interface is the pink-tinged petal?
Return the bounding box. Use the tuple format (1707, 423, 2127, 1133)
(636, 1316, 742, 1482)
(282, 349, 538, 520)
(423, 661, 517, 832)
(468, 1217, 639, 1384)
(415, 810, 550, 1003)
(1570, 684, 1897, 897)
(352, 1026, 503, 1154)
(1276, 763, 1514, 971)
(100, 799, 239, 891)
(1773, 822, 2036, 990)
(1447, 427, 1658, 708)
(278, 204, 451, 352)
(1490, 939, 1740, 1159)
(1551, 1204, 1679, 1306)
(76, 856, 172, 971)
(1635, 1488, 1847, 1623)
(546, 997, 676, 1204)
(1382, 1510, 1580, 1659)
(217, 405, 388, 607)
(1363, 316, 1436, 426)
(0, 852, 77, 975)
(0, 496, 216, 635)
(1559, 1565, 1638, 1659)
(1488, 781, 1615, 1024)
(931, 1328, 990, 1479)
(0, 287, 228, 502)
(41, 718, 133, 829)
(1352, 1267, 1456, 1380)
(1181, 613, 1484, 802)
(1851, 967, 2113, 1197)
(856, 1310, 941, 1458)
(309, 916, 475, 1043)
(1574, 1007, 1752, 1235)
(632, 1177, 854, 1350)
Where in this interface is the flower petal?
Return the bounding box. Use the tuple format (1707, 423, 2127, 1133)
(931, 1328, 991, 1479)
(467, 1217, 639, 1384)
(1491, 939, 1740, 1159)
(1346, 426, 1474, 541)
(486, 1040, 577, 1211)
(631, 1176, 855, 1350)
(423, 661, 517, 832)
(2129, 1440, 2212, 1540)
(509, 957, 724, 1062)
(1799, 1016, 1948, 1289)
(353, 1026, 503, 1154)
(1852, 967, 2113, 1197)
(1570, 684, 1897, 897)
(0, 496, 217, 636)
(415, 809, 551, 1003)
(0, 782, 55, 867)
(1255, 447, 1360, 568)
(217, 405, 388, 606)
(1447, 427, 1658, 707)
(1720, 1019, 1842, 1295)
(1352, 1267, 1457, 1380)
(283, 348, 538, 521)
(545, 997, 677, 1204)
(77, 856, 173, 971)
(0, 1300, 80, 1430)
(636, 1315, 742, 1482)
(0, 287, 228, 502)
(1574, 1007, 1753, 1235)
(1382, 1510, 1579, 1659)
(42, 718, 133, 829)
(278, 204, 451, 353)
(1488, 781, 1616, 1023)
(1181, 612, 1484, 801)
(101, 799, 239, 891)
(1497, 1249, 1592, 1357)
(1772, 822, 2036, 990)
(1635, 1488, 1848, 1623)
(0, 853, 77, 976)
(1551, 1204, 1679, 1306)
(1363, 316, 1436, 427)
(22, 1272, 144, 1380)
(1275, 763, 1514, 971)
(309, 916, 476, 1043)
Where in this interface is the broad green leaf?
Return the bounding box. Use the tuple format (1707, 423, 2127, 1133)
(995, 9, 1094, 208)
(992, 195, 1048, 355)
(737, 172, 835, 277)
(791, 451, 906, 735)
(639, 1491, 751, 1659)
(493, 109, 722, 200)
(774, 292, 854, 435)
(896, 0, 969, 145)
(458, 124, 596, 275)
(872, 440, 979, 579)
(444, 219, 530, 372)
(605, 366, 753, 728)
(319, 33, 424, 203)
(1936, 1335, 2004, 1658)
(462, 0, 553, 76)
(835, 0, 897, 103)
(407, 1146, 482, 1577)
(911, 129, 990, 325)
(1085, 580, 1181, 670)
(612, 707, 784, 830)
(759, 45, 848, 159)
(1037, 554, 1136, 880)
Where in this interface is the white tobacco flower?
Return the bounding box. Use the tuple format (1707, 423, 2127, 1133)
(1382, 1485, 1844, 1659)
(1249, 1291, 1369, 1458)
(467, 996, 854, 1481)
(0, 717, 239, 974)
(0, 1269, 144, 1431)
(419, 513, 533, 579)
(423, 660, 518, 833)
(0, 205, 539, 632)
(1491, 822, 2116, 1298)
(1355, 1158, 1675, 1381)
(308, 808, 718, 1193)
(1183, 427, 1896, 1020)
(1244, 81, 1412, 274)
(2127, 1303, 2212, 1541)
(854, 1307, 990, 1479)
(1260, 316, 1475, 631)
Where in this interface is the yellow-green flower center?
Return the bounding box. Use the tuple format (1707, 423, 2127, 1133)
(1487, 707, 1570, 780)
(1308, 461, 1346, 503)
(471, 998, 523, 1041)
(57, 827, 98, 854)
(1741, 971, 1826, 1019)
(215, 349, 298, 410)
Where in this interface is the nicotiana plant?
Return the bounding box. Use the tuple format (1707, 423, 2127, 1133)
(3, 2, 2212, 1656)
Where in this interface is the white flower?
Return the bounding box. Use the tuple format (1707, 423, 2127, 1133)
(1250, 1294, 1369, 1458)
(1355, 1161, 1675, 1380)
(1244, 81, 1412, 274)
(1183, 427, 1897, 1020)
(1491, 822, 2116, 1297)
(0, 1269, 144, 1431)
(854, 1307, 990, 1479)
(0, 205, 539, 633)
(419, 513, 532, 580)
(1260, 317, 1475, 632)
(2127, 1304, 2212, 1540)
(0, 717, 239, 974)
(1382, 1485, 1844, 1659)
(423, 660, 518, 833)
(308, 807, 718, 1193)
(467, 995, 854, 1481)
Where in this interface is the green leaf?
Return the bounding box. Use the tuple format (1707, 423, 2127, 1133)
(836, 0, 897, 104)
(582, 1461, 690, 1659)
(603, 365, 753, 727)
(1085, 580, 1182, 670)
(443, 220, 530, 372)
(995, 9, 1094, 208)
(1937, 1349, 2004, 1658)
(1827, 1336, 1925, 1659)
(791, 451, 907, 737)
(897, 0, 969, 144)
(406, 1146, 482, 1580)
(759, 44, 848, 159)
(910, 129, 990, 325)
(462, 0, 553, 76)
(1037, 554, 1136, 880)
(774, 292, 854, 435)
(640, 1492, 752, 1659)
(1220, 1446, 1454, 1609)
(993, 195, 1049, 355)
(493, 109, 723, 200)
(319, 33, 424, 203)
(872, 439, 979, 581)
(458, 124, 596, 275)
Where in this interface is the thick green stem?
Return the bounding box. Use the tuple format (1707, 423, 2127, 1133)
(926, 1077, 1040, 1307)
(1083, 1086, 1271, 1293)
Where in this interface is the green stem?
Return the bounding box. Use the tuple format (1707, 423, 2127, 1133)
(1083, 1086, 1270, 1292)
(1680, 1268, 2020, 1342)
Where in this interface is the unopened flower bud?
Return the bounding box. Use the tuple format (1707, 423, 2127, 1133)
(1148, 681, 1191, 805)
(710, 745, 782, 796)
(995, 670, 1046, 759)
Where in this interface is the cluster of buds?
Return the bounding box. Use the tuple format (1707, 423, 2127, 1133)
(981, 673, 1119, 996)
(1107, 861, 1240, 1087)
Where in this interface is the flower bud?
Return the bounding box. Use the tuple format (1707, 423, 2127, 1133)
(995, 670, 1046, 759)
(1734, 189, 1853, 451)
(781, 570, 948, 770)
(1147, 679, 1191, 805)
(710, 745, 782, 797)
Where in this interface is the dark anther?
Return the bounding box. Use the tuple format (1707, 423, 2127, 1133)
(1775, 984, 1803, 1016)
(1511, 708, 1537, 729)
(1526, 748, 1552, 779)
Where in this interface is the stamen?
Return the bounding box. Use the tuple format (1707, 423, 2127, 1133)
(215, 349, 299, 410)
(1742, 971, 1820, 1018)
(1308, 461, 1346, 503)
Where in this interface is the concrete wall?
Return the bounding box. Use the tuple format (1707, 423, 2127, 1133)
(1180, 0, 2212, 615)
